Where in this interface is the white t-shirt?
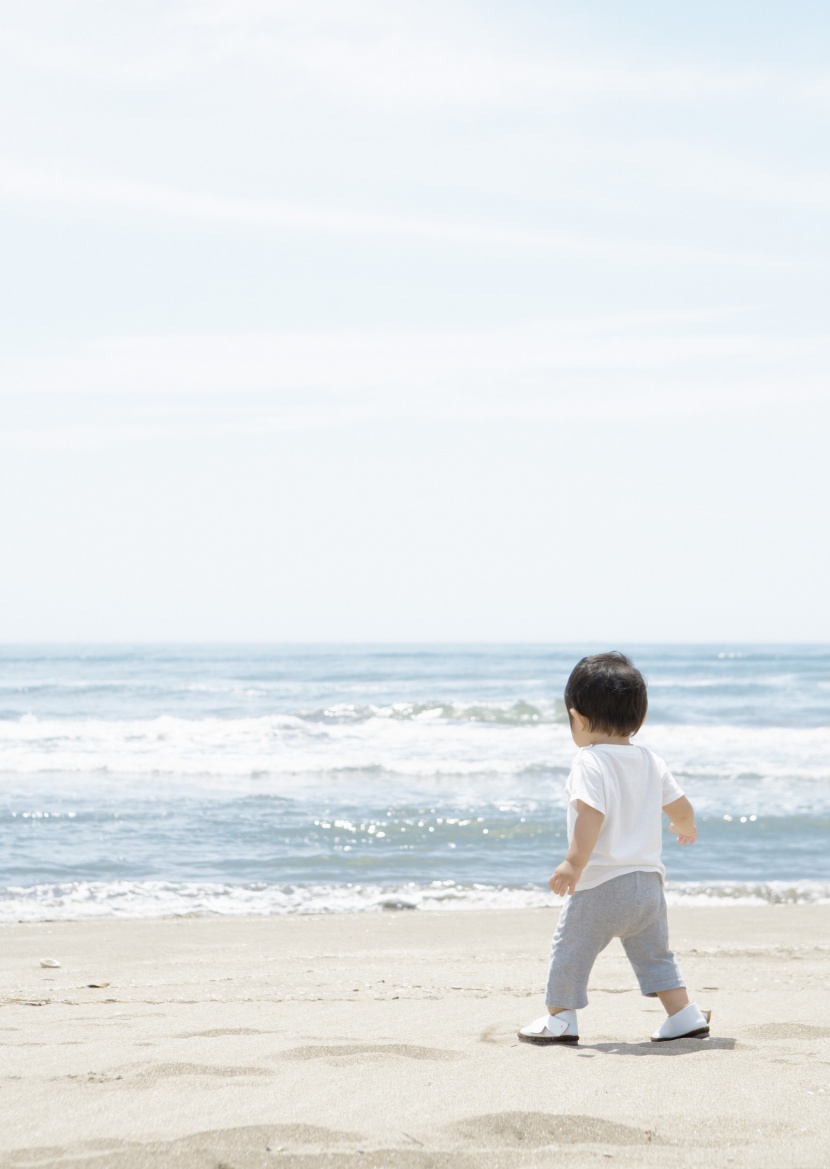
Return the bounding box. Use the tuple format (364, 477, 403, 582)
(565, 744, 684, 892)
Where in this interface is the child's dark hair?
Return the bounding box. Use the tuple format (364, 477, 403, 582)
(564, 652, 647, 737)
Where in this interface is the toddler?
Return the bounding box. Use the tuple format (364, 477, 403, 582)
(519, 652, 710, 1045)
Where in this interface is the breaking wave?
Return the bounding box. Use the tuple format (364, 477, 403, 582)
(2, 877, 828, 922)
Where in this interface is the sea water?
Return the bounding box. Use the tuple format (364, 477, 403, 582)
(1, 644, 828, 920)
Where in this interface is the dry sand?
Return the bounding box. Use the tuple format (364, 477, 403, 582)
(2, 906, 829, 1168)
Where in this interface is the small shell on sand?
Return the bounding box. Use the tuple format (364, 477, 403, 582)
(39, 958, 61, 968)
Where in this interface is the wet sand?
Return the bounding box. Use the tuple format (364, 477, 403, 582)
(2, 906, 829, 1168)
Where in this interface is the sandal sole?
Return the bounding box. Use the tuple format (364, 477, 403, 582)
(651, 1026, 710, 1042)
(517, 1032, 579, 1045)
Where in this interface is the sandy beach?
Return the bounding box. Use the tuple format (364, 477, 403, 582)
(2, 906, 829, 1168)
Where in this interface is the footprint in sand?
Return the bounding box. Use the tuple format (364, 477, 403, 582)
(174, 1027, 265, 1038)
(745, 1023, 830, 1041)
(134, 1061, 273, 1080)
(453, 1111, 662, 1146)
(282, 1043, 462, 1061)
(3, 1125, 363, 1169)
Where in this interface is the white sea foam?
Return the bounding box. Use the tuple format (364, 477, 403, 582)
(2, 715, 830, 815)
(1, 878, 828, 922)
(0, 879, 553, 921)
(2, 713, 830, 779)
(663, 880, 830, 906)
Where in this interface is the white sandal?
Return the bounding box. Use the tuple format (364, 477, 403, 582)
(651, 1003, 711, 1042)
(518, 1010, 579, 1045)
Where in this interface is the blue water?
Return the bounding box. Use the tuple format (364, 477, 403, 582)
(1, 645, 828, 918)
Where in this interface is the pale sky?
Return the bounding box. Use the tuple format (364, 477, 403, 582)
(2, 0, 829, 642)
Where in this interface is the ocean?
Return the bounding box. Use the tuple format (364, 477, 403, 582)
(1, 644, 828, 920)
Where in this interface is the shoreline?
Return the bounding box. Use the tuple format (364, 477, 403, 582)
(2, 876, 829, 924)
(3, 906, 830, 1168)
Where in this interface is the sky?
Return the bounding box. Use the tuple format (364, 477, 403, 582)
(1, 0, 829, 643)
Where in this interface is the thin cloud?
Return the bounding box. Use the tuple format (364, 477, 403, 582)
(2, 323, 825, 400)
(0, 0, 816, 110)
(0, 160, 811, 271)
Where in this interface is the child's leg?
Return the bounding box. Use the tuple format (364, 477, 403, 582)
(619, 874, 686, 1012)
(545, 885, 619, 1011)
(621, 879, 711, 1040)
(655, 987, 690, 1016)
(520, 886, 616, 1043)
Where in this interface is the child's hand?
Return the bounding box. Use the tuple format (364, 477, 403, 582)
(669, 822, 697, 845)
(549, 860, 582, 897)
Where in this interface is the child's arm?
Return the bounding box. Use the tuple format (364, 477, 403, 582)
(663, 795, 697, 845)
(549, 800, 604, 896)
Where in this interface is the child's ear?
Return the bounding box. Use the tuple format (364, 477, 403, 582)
(569, 708, 590, 735)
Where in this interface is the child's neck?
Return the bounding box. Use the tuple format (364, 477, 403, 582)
(584, 732, 632, 747)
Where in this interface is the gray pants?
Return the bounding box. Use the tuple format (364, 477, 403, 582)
(545, 871, 685, 1010)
